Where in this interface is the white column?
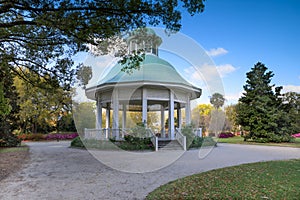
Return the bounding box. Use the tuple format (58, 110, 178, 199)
(122, 104, 126, 129)
(112, 89, 119, 140)
(105, 105, 110, 139)
(177, 103, 182, 129)
(106, 105, 110, 129)
(96, 97, 102, 129)
(161, 105, 165, 138)
(185, 95, 191, 125)
(169, 90, 175, 140)
(142, 88, 147, 126)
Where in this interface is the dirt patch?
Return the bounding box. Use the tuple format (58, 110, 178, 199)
(0, 146, 30, 181)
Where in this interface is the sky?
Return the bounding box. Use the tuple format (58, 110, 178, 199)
(178, 0, 300, 104)
(74, 0, 300, 106)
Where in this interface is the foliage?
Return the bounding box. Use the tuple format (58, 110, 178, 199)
(0, 66, 20, 147)
(189, 136, 216, 148)
(1, 0, 206, 89)
(14, 70, 73, 134)
(146, 159, 300, 200)
(119, 135, 153, 150)
(76, 65, 93, 89)
(0, 134, 21, 147)
(210, 92, 225, 109)
(208, 109, 226, 136)
(224, 104, 239, 132)
(236, 62, 293, 143)
(191, 104, 213, 132)
(128, 111, 159, 130)
(17, 133, 46, 141)
(45, 133, 78, 140)
(70, 136, 84, 148)
(180, 124, 195, 148)
(72, 102, 96, 133)
(0, 82, 11, 116)
(282, 92, 300, 134)
(218, 132, 235, 138)
(17, 132, 78, 141)
(292, 133, 300, 138)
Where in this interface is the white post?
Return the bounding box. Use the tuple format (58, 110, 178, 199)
(142, 88, 147, 127)
(106, 105, 110, 139)
(177, 103, 182, 129)
(161, 105, 165, 138)
(185, 95, 191, 125)
(122, 104, 126, 129)
(113, 89, 119, 140)
(169, 90, 175, 140)
(96, 97, 102, 129)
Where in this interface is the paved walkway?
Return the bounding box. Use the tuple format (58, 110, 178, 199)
(1, 141, 300, 200)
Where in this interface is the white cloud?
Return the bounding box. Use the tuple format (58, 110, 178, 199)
(206, 47, 228, 57)
(282, 85, 300, 93)
(216, 64, 237, 78)
(225, 91, 243, 104)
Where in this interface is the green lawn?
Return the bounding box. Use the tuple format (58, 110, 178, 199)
(146, 159, 300, 199)
(0, 144, 28, 153)
(216, 136, 300, 148)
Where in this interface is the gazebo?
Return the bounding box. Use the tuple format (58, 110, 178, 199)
(85, 29, 201, 144)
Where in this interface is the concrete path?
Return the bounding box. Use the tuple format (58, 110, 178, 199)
(1, 141, 300, 200)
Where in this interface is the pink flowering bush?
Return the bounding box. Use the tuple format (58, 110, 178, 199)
(292, 133, 300, 138)
(45, 133, 78, 140)
(18, 133, 78, 141)
(218, 132, 235, 138)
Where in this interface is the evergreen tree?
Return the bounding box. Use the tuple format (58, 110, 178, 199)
(0, 65, 20, 147)
(236, 62, 292, 142)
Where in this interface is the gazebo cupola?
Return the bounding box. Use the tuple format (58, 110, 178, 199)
(126, 28, 162, 56)
(85, 28, 202, 141)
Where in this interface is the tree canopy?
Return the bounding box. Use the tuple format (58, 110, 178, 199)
(0, 0, 206, 89)
(236, 62, 292, 143)
(210, 92, 225, 109)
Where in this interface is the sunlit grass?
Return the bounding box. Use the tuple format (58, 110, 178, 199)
(0, 145, 28, 153)
(216, 136, 300, 148)
(146, 159, 300, 199)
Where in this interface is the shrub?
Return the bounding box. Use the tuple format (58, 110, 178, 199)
(70, 136, 84, 148)
(17, 133, 46, 141)
(189, 136, 217, 149)
(218, 132, 235, 138)
(181, 124, 195, 148)
(45, 133, 78, 140)
(292, 133, 300, 138)
(0, 134, 21, 147)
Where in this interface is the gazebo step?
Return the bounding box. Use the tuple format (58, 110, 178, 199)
(158, 140, 183, 150)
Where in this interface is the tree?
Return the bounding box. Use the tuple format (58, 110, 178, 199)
(224, 104, 239, 132)
(282, 92, 300, 134)
(210, 93, 225, 109)
(192, 104, 213, 133)
(236, 62, 292, 143)
(0, 0, 206, 89)
(14, 70, 73, 133)
(0, 66, 20, 147)
(73, 102, 96, 134)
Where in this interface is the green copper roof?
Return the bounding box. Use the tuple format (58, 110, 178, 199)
(95, 54, 193, 87)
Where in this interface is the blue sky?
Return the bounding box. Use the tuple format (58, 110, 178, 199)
(75, 0, 300, 105)
(176, 0, 300, 104)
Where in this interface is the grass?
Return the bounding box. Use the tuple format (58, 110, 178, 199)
(146, 159, 300, 199)
(0, 144, 29, 153)
(217, 136, 300, 148)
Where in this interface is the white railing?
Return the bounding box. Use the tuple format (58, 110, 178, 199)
(84, 128, 108, 140)
(146, 128, 158, 151)
(175, 128, 186, 151)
